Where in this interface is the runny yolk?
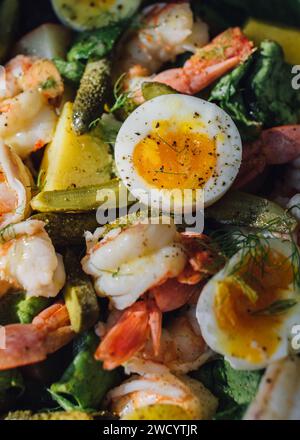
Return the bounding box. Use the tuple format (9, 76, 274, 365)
(214, 251, 294, 364)
(133, 120, 217, 190)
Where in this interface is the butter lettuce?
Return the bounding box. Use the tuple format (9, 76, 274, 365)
(191, 359, 263, 420)
(210, 41, 300, 141)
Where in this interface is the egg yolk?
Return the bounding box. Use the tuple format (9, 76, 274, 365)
(133, 120, 217, 190)
(214, 251, 294, 364)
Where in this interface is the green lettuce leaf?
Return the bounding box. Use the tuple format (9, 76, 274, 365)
(191, 359, 263, 420)
(49, 332, 121, 411)
(210, 41, 300, 141)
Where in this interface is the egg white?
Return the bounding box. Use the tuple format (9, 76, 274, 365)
(196, 238, 300, 370)
(115, 94, 242, 213)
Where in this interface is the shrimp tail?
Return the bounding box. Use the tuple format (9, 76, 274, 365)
(148, 300, 162, 356)
(95, 301, 150, 370)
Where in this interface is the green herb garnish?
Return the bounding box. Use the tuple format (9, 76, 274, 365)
(40, 77, 57, 90)
(109, 73, 132, 113)
(251, 299, 298, 316)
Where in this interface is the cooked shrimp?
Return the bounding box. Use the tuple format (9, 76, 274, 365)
(95, 298, 162, 370)
(0, 303, 74, 370)
(95, 290, 211, 372)
(126, 27, 253, 104)
(116, 2, 209, 76)
(108, 366, 218, 420)
(127, 306, 213, 375)
(81, 221, 187, 310)
(0, 141, 32, 229)
(0, 55, 63, 158)
(0, 220, 66, 298)
(0, 90, 58, 159)
(88, 226, 218, 370)
(152, 27, 254, 94)
(1, 55, 63, 100)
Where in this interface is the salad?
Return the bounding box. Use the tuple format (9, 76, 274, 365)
(0, 0, 300, 421)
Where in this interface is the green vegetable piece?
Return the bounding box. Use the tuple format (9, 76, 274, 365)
(31, 178, 129, 213)
(5, 410, 116, 420)
(49, 332, 121, 411)
(222, 362, 263, 406)
(141, 82, 177, 101)
(55, 23, 125, 84)
(248, 41, 300, 127)
(16, 296, 51, 324)
(91, 113, 122, 146)
(210, 55, 262, 141)
(0, 0, 19, 62)
(31, 212, 99, 247)
(214, 404, 248, 420)
(0, 369, 24, 411)
(68, 24, 125, 63)
(0, 292, 50, 325)
(206, 191, 298, 233)
(72, 58, 111, 135)
(54, 59, 85, 84)
(192, 359, 262, 419)
(210, 41, 300, 139)
(64, 250, 99, 333)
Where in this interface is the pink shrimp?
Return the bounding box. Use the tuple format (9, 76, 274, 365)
(0, 304, 74, 370)
(95, 299, 162, 370)
(0, 55, 63, 158)
(235, 125, 300, 188)
(152, 27, 254, 94)
(126, 306, 213, 375)
(95, 251, 215, 371)
(3, 55, 63, 100)
(116, 2, 209, 76)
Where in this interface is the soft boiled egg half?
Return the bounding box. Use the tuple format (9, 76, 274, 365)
(196, 238, 300, 370)
(115, 95, 242, 213)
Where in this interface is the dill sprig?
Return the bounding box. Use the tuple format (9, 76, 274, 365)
(109, 73, 131, 113)
(251, 299, 298, 316)
(89, 117, 102, 131)
(200, 205, 300, 290)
